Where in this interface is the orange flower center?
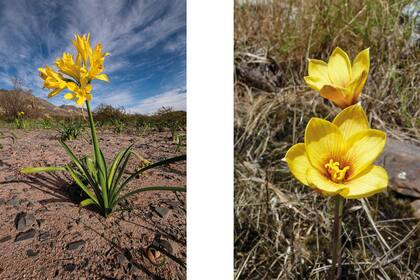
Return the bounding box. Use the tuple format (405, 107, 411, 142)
(324, 159, 350, 183)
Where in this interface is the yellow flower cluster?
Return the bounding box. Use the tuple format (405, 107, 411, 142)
(285, 47, 388, 199)
(38, 34, 109, 106)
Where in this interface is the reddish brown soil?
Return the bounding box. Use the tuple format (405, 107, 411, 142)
(0, 128, 186, 280)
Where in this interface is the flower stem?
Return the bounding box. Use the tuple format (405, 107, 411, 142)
(330, 195, 344, 280)
(85, 101, 109, 214)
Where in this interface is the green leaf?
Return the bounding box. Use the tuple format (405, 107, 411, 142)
(117, 186, 186, 203)
(80, 198, 97, 207)
(21, 166, 66, 174)
(108, 145, 132, 189)
(109, 149, 132, 208)
(60, 140, 99, 199)
(66, 165, 99, 205)
(96, 147, 108, 208)
(60, 140, 85, 172)
(85, 157, 98, 181)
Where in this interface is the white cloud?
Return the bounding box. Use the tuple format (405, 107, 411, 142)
(127, 89, 186, 114)
(92, 89, 135, 108)
(164, 33, 186, 53)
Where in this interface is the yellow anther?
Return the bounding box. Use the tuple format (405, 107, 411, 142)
(324, 159, 350, 183)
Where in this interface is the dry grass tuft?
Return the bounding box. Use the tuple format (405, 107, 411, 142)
(234, 0, 420, 279)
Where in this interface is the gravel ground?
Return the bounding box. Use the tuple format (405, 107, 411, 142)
(0, 128, 186, 280)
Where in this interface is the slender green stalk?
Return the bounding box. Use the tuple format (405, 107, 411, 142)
(330, 195, 344, 280)
(86, 101, 109, 214)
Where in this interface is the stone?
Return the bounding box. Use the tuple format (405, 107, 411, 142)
(152, 239, 173, 254)
(117, 253, 129, 267)
(66, 240, 86, 250)
(0, 235, 12, 243)
(153, 207, 171, 219)
(166, 200, 181, 209)
(15, 213, 37, 231)
(63, 263, 76, 272)
(376, 138, 420, 198)
(15, 229, 36, 242)
(4, 175, 16, 182)
(38, 231, 50, 242)
(7, 197, 20, 206)
(236, 54, 284, 92)
(26, 249, 39, 257)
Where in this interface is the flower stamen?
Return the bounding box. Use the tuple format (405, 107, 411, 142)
(324, 159, 350, 183)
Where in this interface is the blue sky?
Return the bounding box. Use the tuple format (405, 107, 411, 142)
(0, 0, 186, 114)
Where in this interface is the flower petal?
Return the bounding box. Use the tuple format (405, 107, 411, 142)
(64, 93, 75, 100)
(348, 70, 367, 104)
(306, 168, 347, 195)
(320, 85, 350, 109)
(48, 88, 63, 98)
(328, 47, 352, 87)
(305, 118, 345, 172)
(95, 73, 109, 82)
(304, 76, 326, 92)
(333, 104, 369, 140)
(285, 143, 311, 185)
(67, 82, 78, 92)
(308, 59, 330, 82)
(345, 129, 386, 178)
(352, 48, 370, 83)
(341, 165, 387, 199)
(76, 97, 86, 106)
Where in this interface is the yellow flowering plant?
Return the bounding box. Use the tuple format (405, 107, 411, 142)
(15, 111, 27, 129)
(287, 47, 387, 279)
(304, 47, 370, 109)
(22, 34, 186, 217)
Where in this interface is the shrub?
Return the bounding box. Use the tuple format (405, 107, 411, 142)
(57, 120, 84, 141)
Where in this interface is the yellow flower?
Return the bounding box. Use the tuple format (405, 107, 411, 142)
(38, 65, 68, 98)
(55, 52, 82, 82)
(18, 111, 24, 116)
(72, 33, 92, 66)
(88, 43, 109, 82)
(38, 33, 109, 106)
(304, 47, 370, 109)
(285, 104, 387, 199)
(64, 69, 92, 106)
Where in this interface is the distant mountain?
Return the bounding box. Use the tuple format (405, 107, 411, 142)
(0, 89, 83, 119)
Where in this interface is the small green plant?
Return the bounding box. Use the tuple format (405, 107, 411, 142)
(57, 120, 84, 141)
(170, 121, 186, 151)
(131, 151, 152, 178)
(135, 120, 151, 135)
(39, 119, 53, 129)
(173, 133, 186, 152)
(15, 111, 27, 129)
(111, 119, 125, 134)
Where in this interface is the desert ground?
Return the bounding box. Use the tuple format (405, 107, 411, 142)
(0, 128, 186, 280)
